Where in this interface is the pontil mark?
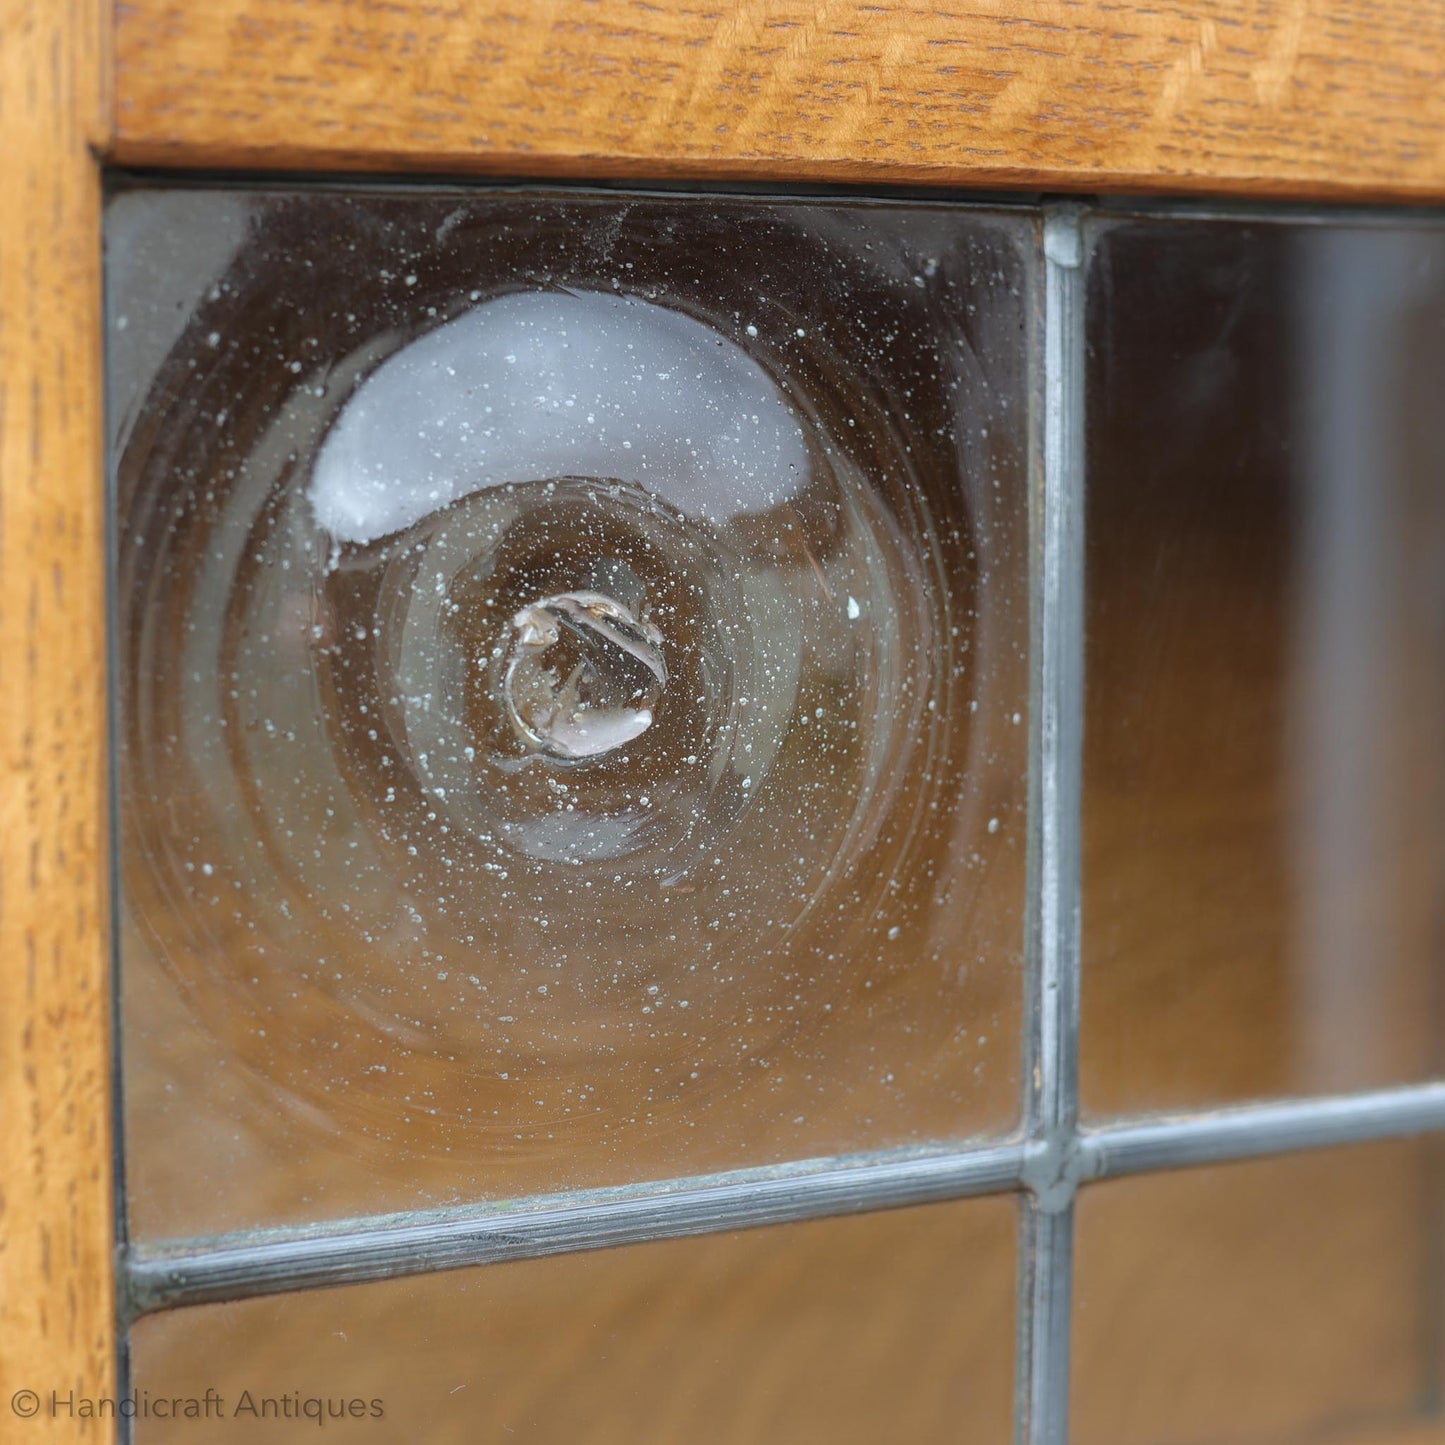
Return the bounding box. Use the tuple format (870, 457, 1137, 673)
(500, 589, 667, 761)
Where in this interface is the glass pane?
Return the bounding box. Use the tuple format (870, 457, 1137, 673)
(1082, 215, 1445, 1116)
(130, 1196, 1017, 1443)
(108, 186, 1035, 1237)
(1072, 1139, 1445, 1445)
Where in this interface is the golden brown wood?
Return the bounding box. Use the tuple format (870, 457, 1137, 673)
(120, 1146, 1445, 1444)
(1072, 1142, 1442, 1445)
(111, 0, 1445, 201)
(130, 1199, 1021, 1445)
(0, 0, 116, 1436)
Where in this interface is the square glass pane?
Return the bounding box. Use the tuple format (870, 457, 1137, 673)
(108, 185, 1036, 1236)
(1082, 214, 1445, 1116)
(130, 1196, 1017, 1443)
(1073, 1139, 1445, 1445)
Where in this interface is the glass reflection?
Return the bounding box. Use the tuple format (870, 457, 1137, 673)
(308, 289, 814, 538)
(110, 188, 1034, 1235)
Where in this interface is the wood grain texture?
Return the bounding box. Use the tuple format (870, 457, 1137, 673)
(131, 1199, 1021, 1445)
(1071, 1141, 1443, 1445)
(124, 1145, 1445, 1445)
(0, 0, 115, 1436)
(111, 0, 1445, 201)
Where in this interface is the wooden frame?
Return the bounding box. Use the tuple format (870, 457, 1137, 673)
(1, 2, 115, 1439)
(4, 3, 1445, 1440)
(113, 0, 1445, 201)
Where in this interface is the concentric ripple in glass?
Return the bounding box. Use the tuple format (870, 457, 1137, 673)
(110, 188, 1034, 1234)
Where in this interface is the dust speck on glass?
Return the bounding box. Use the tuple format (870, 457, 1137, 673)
(107, 183, 1445, 1445)
(108, 188, 1034, 1240)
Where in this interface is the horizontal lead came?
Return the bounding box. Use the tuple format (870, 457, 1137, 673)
(1077, 1080, 1445, 1182)
(124, 1079, 1445, 1319)
(123, 1140, 1031, 1318)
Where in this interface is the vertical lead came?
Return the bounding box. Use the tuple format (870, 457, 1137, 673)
(1017, 203, 1087, 1445)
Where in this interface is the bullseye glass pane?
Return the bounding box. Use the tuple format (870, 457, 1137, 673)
(108, 185, 1036, 1236)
